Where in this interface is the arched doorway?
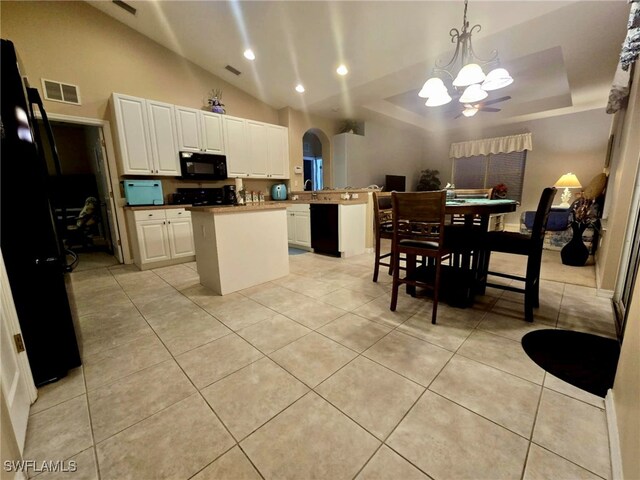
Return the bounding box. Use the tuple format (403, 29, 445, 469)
(302, 128, 330, 190)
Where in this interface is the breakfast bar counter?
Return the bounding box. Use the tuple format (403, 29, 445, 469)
(187, 204, 289, 295)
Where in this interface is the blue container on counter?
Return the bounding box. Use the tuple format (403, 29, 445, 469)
(271, 183, 287, 200)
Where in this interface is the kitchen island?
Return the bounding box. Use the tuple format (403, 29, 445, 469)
(187, 203, 289, 295)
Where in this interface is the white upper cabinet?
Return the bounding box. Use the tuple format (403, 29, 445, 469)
(175, 107, 225, 154)
(267, 124, 289, 179)
(112, 93, 180, 176)
(112, 93, 153, 175)
(146, 100, 180, 176)
(223, 116, 250, 177)
(246, 120, 268, 178)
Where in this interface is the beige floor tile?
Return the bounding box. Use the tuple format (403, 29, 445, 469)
(88, 360, 195, 442)
(73, 289, 132, 317)
(523, 444, 603, 480)
(33, 447, 98, 480)
(281, 297, 347, 329)
(532, 389, 610, 478)
(356, 445, 431, 480)
(191, 446, 261, 480)
(24, 395, 93, 464)
(556, 311, 617, 339)
(236, 314, 310, 354)
(319, 313, 392, 353)
(125, 282, 178, 311)
(270, 332, 358, 387)
(429, 355, 541, 437)
(363, 331, 452, 387)
(319, 288, 377, 311)
(275, 274, 342, 299)
(478, 307, 555, 342)
(83, 334, 170, 391)
(387, 391, 529, 480)
(352, 296, 418, 328)
(342, 277, 391, 298)
(146, 307, 231, 355)
(176, 334, 263, 388)
(397, 312, 476, 351)
(201, 357, 308, 440)
(488, 297, 560, 326)
(152, 264, 200, 290)
(213, 297, 277, 331)
(134, 291, 195, 318)
(457, 330, 546, 384)
(543, 374, 605, 408)
(242, 284, 311, 312)
(316, 357, 424, 439)
(30, 367, 85, 415)
(241, 392, 380, 480)
(96, 394, 234, 480)
(184, 261, 198, 271)
(181, 285, 243, 313)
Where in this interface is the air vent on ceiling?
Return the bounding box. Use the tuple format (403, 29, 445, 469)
(225, 65, 242, 76)
(41, 79, 81, 105)
(113, 0, 137, 15)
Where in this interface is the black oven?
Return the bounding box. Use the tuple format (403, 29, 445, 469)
(179, 151, 228, 180)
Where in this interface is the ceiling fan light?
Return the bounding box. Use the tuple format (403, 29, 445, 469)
(453, 63, 485, 87)
(459, 84, 488, 103)
(418, 77, 447, 98)
(425, 91, 452, 107)
(462, 107, 479, 117)
(481, 68, 513, 91)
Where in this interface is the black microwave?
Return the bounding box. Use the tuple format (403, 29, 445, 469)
(179, 151, 228, 180)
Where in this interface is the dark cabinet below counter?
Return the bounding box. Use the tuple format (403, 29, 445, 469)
(310, 203, 339, 257)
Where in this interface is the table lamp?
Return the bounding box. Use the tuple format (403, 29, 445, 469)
(554, 173, 582, 208)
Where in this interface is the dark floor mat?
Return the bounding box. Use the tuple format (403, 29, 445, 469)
(521, 329, 620, 398)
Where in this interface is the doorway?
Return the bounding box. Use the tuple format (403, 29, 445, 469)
(303, 131, 324, 191)
(37, 119, 122, 270)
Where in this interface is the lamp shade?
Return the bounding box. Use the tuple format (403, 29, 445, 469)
(425, 90, 452, 107)
(453, 63, 486, 87)
(554, 173, 582, 188)
(481, 68, 513, 91)
(418, 77, 447, 98)
(459, 84, 488, 103)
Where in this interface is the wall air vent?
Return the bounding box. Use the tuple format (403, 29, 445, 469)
(113, 0, 137, 15)
(41, 79, 81, 105)
(225, 65, 242, 76)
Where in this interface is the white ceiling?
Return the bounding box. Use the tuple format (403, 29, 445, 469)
(88, 1, 629, 133)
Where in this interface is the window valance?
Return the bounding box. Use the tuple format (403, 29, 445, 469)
(449, 133, 533, 159)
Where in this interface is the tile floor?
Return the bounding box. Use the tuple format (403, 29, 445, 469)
(23, 248, 616, 479)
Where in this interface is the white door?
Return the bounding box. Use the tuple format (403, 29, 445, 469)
(246, 121, 268, 178)
(175, 106, 202, 153)
(223, 116, 249, 177)
(96, 128, 124, 263)
(287, 212, 295, 244)
(167, 218, 195, 258)
(294, 212, 311, 247)
(267, 124, 289, 179)
(147, 100, 180, 176)
(136, 220, 171, 264)
(1, 251, 37, 453)
(200, 112, 224, 154)
(112, 93, 152, 175)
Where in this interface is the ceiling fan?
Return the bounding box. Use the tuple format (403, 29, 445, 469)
(454, 96, 511, 119)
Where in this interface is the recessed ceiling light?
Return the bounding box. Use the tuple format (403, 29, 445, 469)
(295, 84, 305, 93)
(243, 49, 255, 60)
(336, 64, 349, 76)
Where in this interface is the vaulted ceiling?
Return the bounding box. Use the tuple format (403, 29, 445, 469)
(89, 1, 629, 133)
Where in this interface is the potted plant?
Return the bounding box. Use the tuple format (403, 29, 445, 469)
(339, 120, 360, 135)
(416, 169, 442, 191)
(492, 183, 508, 199)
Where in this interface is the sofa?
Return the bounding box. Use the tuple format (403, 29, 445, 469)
(519, 207, 598, 253)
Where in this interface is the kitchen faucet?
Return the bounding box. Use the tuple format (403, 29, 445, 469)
(304, 179, 313, 190)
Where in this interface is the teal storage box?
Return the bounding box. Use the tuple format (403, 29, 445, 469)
(123, 180, 164, 206)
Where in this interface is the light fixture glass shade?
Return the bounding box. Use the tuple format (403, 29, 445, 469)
(481, 68, 513, 91)
(462, 107, 479, 117)
(418, 77, 446, 98)
(554, 173, 582, 188)
(425, 91, 452, 107)
(453, 63, 486, 87)
(459, 84, 488, 103)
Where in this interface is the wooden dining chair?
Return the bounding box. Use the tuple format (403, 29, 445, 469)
(480, 187, 557, 322)
(372, 192, 394, 282)
(389, 191, 450, 324)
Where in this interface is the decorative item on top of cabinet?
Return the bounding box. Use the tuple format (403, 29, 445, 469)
(111, 93, 180, 176)
(175, 105, 224, 154)
(205, 88, 226, 114)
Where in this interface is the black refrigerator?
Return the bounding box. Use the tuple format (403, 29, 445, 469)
(1, 39, 81, 386)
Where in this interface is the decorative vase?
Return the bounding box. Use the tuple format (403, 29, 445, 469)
(561, 222, 589, 266)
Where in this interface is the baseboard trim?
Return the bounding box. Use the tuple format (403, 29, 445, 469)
(597, 289, 615, 299)
(605, 389, 624, 480)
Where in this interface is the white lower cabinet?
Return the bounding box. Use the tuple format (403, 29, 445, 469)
(287, 204, 311, 248)
(127, 208, 195, 269)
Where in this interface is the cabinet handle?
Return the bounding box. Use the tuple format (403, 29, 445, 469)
(163, 221, 166, 225)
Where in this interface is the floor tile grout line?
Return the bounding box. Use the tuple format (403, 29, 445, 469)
(519, 373, 549, 480)
(527, 441, 609, 480)
(27, 390, 87, 418)
(78, 351, 101, 480)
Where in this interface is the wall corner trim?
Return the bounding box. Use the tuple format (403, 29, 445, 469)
(605, 389, 624, 480)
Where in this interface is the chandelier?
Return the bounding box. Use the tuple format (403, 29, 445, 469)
(418, 0, 513, 116)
